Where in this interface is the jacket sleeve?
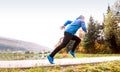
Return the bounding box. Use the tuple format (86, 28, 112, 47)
(81, 22, 87, 32)
(64, 20, 73, 26)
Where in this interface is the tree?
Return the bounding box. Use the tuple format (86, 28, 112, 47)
(104, 10, 120, 53)
(104, 11, 114, 40)
(83, 16, 100, 53)
(113, 0, 120, 51)
(114, 0, 120, 11)
(102, 0, 120, 53)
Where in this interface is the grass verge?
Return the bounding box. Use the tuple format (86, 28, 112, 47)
(0, 60, 120, 72)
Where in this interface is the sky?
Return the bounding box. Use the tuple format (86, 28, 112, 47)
(0, 0, 115, 49)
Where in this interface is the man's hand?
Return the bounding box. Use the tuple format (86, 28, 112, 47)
(60, 26, 65, 30)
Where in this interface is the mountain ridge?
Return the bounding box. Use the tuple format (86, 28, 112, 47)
(0, 36, 51, 53)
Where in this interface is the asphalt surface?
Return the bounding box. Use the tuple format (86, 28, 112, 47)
(0, 56, 120, 68)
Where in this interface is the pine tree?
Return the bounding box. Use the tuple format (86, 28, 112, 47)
(104, 11, 114, 40)
(113, 0, 120, 51)
(83, 16, 100, 53)
(104, 10, 120, 53)
(103, 0, 120, 53)
(107, 4, 111, 14)
(114, 0, 120, 11)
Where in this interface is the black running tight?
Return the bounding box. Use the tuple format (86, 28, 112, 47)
(50, 32, 81, 57)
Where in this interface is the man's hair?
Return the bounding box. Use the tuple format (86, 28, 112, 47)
(76, 15, 85, 20)
(79, 15, 85, 19)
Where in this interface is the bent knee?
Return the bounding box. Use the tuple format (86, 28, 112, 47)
(77, 38, 81, 43)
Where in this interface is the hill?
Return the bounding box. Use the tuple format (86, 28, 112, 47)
(0, 36, 51, 53)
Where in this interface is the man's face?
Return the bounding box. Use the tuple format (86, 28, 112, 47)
(82, 16, 85, 20)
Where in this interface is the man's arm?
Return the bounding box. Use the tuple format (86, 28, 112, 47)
(63, 20, 73, 26)
(81, 22, 87, 32)
(60, 20, 72, 30)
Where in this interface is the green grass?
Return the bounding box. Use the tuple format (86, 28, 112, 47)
(76, 53, 120, 58)
(0, 53, 120, 57)
(54, 53, 120, 59)
(0, 53, 43, 56)
(1, 60, 120, 72)
(0, 53, 120, 60)
(0, 53, 47, 60)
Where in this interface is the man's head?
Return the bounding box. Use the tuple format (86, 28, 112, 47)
(76, 15, 85, 20)
(79, 15, 85, 20)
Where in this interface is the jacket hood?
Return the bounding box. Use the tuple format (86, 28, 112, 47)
(76, 16, 81, 20)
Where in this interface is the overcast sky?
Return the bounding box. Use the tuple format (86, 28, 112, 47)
(0, 0, 115, 48)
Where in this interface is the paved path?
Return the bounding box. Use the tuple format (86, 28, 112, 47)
(0, 56, 120, 68)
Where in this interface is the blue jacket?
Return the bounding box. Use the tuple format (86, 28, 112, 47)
(64, 18, 87, 35)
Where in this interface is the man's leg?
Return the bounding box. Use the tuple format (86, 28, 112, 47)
(71, 35, 81, 52)
(48, 32, 73, 64)
(50, 32, 73, 57)
(69, 35, 81, 57)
